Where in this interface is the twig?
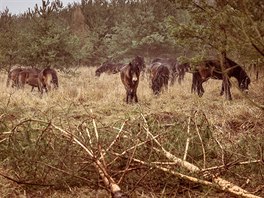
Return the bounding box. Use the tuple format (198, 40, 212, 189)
(131, 157, 213, 186)
(0, 171, 53, 187)
(108, 137, 158, 166)
(183, 115, 192, 161)
(201, 160, 261, 172)
(38, 162, 93, 184)
(194, 112, 206, 169)
(104, 121, 126, 155)
(214, 138, 225, 166)
(118, 139, 138, 184)
(90, 109, 99, 142)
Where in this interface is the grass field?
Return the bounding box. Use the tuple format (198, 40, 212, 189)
(0, 67, 263, 197)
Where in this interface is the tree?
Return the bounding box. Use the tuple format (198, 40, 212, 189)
(167, 0, 263, 63)
(19, 0, 82, 68)
(0, 9, 19, 71)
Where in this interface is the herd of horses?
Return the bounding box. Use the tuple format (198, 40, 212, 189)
(6, 67, 58, 94)
(6, 55, 251, 103)
(96, 56, 251, 103)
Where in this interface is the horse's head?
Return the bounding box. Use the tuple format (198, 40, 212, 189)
(95, 69, 101, 77)
(197, 64, 214, 81)
(239, 75, 251, 93)
(132, 56, 145, 72)
(95, 64, 106, 77)
(128, 63, 140, 83)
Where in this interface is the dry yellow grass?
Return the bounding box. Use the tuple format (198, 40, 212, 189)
(0, 67, 263, 197)
(1, 67, 262, 130)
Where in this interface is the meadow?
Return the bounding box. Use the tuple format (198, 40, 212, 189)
(0, 67, 263, 197)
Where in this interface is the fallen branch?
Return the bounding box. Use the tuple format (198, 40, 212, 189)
(50, 122, 128, 198)
(140, 113, 261, 198)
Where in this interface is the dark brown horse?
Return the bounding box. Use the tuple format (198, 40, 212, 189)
(120, 56, 145, 103)
(151, 58, 190, 85)
(7, 67, 40, 90)
(191, 58, 251, 100)
(151, 58, 177, 85)
(150, 63, 170, 95)
(95, 61, 126, 77)
(17, 68, 41, 91)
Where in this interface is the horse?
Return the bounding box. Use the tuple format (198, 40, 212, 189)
(176, 63, 190, 84)
(7, 67, 40, 90)
(95, 61, 126, 77)
(150, 57, 190, 85)
(17, 68, 42, 91)
(191, 58, 251, 100)
(150, 63, 170, 95)
(120, 56, 145, 103)
(6, 68, 24, 88)
(151, 58, 178, 85)
(38, 67, 59, 93)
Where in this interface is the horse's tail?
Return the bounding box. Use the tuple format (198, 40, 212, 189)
(44, 73, 53, 91)
(51, 71, 59, 88)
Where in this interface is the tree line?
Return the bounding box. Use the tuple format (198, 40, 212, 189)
(0, 0, 263, 70)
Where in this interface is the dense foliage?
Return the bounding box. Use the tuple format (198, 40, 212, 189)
(0, 0, 262, 70)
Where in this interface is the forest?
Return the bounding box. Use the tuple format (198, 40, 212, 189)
(0, 0, 262, 69)
(0, 0, 263, 197)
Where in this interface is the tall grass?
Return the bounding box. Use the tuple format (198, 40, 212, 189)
(0, 67, 263, 197)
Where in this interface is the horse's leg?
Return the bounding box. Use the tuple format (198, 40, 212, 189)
(31, 86, 34, 92)
(134, 90, 138, 103)
(220, 82, 224, 96)
(178, 72, 182, 85)
(6, 77, 10, 87)
(222, 77, 232, 100)
(170, 72, 176, 86)
(226, 79, 232, 100)
(126, 91, 129, 103)
(164, 78, 169, 92)
(198, 81, 203, 97)
(195, 75, 204, 97)
(191, 73, 197, 94)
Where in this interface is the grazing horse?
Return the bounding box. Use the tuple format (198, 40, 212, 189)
(191, 58, 251, 100)
(6, 68, 24, 88)
(150, 63, 170, 95)
(120, 56, 145, 103)
(150, 58, 190, 85)
(151, 58, 178, 85)
(38, 68, 59, 93)
(17, 68, 41, 91)
(95, 61, 126, 77)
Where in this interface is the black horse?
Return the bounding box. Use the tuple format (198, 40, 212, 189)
(120, 56, 145, 103)
(191, 58, 251, 100)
